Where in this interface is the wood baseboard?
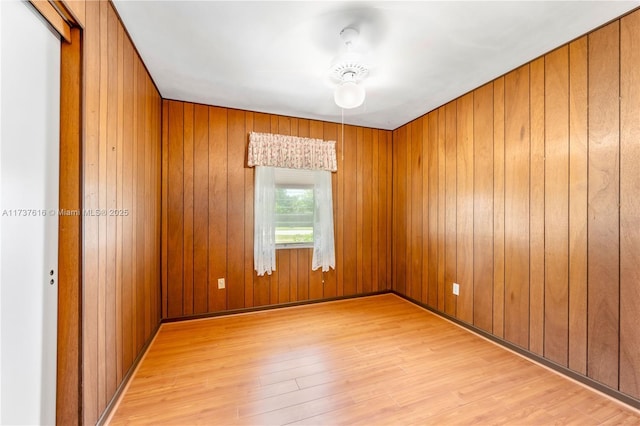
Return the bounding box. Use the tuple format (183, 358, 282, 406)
(161, 290, 393, 323)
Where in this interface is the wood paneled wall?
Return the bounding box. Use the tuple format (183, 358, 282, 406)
(82, 1, 162, 424)
(162, 101, 393, 318)
(392, 11, 640, 402)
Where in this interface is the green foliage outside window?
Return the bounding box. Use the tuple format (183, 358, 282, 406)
(275, 186, 314, 244)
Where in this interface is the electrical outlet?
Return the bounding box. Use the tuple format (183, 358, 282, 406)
(217, 278, 225, 289)
(453, 283, 460, 296)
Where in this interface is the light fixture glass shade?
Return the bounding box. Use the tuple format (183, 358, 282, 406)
(334, 81, 365, 109)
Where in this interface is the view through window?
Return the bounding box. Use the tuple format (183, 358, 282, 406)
(275, 185, 314, 246)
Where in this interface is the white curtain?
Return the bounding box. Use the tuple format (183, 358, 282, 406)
(312, 170, 335, 272)
(254, 166, 276, 276)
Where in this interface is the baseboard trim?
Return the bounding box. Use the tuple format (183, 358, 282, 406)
(97, 321, 163, 426)
(392, 291, 640, 412)
(162, 289, 393, 324)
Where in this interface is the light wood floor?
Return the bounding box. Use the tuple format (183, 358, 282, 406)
(108, 294, 640, 425)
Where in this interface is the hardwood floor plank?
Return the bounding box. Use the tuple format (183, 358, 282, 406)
(246, 392, 355, 426)
(290, 394, 398, 426)
(109, 295, 640, 425)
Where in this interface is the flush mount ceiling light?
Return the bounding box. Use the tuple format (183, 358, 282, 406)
(329, 27, 369, 109)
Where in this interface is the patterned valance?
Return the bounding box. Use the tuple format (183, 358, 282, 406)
(248, 132, 337, 172)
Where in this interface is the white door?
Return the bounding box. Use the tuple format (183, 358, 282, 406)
(0, 1, 60, 424)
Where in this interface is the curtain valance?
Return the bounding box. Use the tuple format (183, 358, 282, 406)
(248, 132, 337, 172)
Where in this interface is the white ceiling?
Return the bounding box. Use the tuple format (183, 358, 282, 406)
(113, 1, 640, 130)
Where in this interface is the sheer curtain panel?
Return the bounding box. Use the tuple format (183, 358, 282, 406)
(312, 170, 335, 272)
(254, 166, 276, 276)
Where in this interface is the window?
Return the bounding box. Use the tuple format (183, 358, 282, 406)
(253, 165, 335, 276)
(275, 185, 314, 247)
(273, 168, 316, 248)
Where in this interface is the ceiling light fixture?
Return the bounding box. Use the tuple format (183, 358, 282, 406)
(334, 70, 365, 109)
(329, 27, 369, 109)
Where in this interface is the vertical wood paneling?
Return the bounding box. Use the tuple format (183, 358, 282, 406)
(135, 65, 147, 353)
(404, 123, 412, 298)
(587, 21, 620, 389)
(97, 0, 108, 409)
(437, 107, 446, 312)
(161, 100, 168, 320)
(334, 122, 345, 296)
(105, 0, 119, 398)
(193, 105, 209, 314)
(410, 119, 423, 302)
(473, 83, 494, 333)
(444, 102, 457, 316)
(130, 20, 140, 359)
(228, 109, 246, 309)
(363, 128, 373, 294)
(209, 107, 228, 312)
(182, 103, 194, 316)
(529, 57, 545, 356)
(456, 94, 474, 324)
(82, 2, 162, 423)
(156, 89, 163, 325)
(244, 113, 255, 307)
(493, 77, 506, 339)
(356, 127, 364, 294)
(427, 111, 439, 308)
(392, 127, 406, 295)
(270, 261, 280, 305)
(289, 249, 298, 301)
(116, 21, 130, 385)
(297, 249, 310, 300)
(544, 46, 570, 365)
(131, 51, 142, 358)
(504, 65, 530, 349)
(343, 125, 358, 296)
(381, 131, 391, 291)
(383, 130, 391, 292)
(568, 37, 588, 375)
(150, 82, 160, 332)
(167, 102, 184, 318)
(372, 130, 380, 292)
(421, 118, 430, 303)
(115, 21, 124, 385)
(143, 75, 154, 338)
(277, 250, 290, 303)
(620, 11, 640, 399)
(387, 132, 394, 289)
(83, 4, 100, 421)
